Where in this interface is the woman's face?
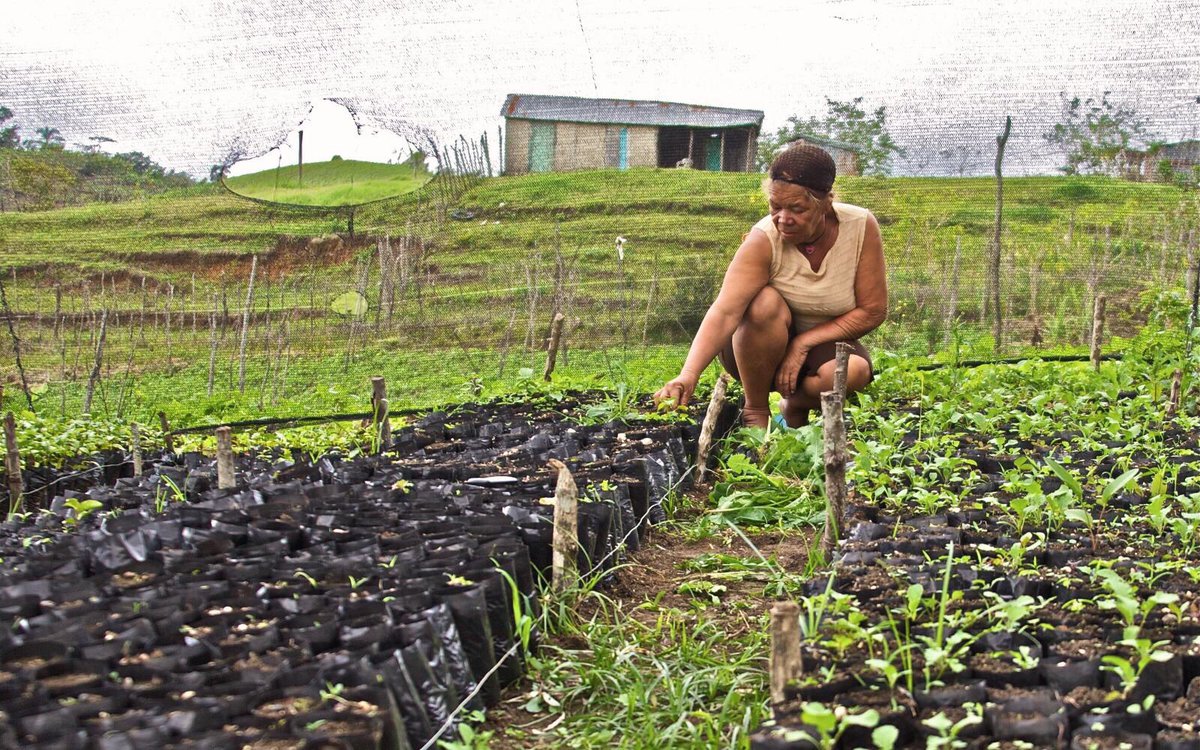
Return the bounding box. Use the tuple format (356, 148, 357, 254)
(768, 181, 824, 243)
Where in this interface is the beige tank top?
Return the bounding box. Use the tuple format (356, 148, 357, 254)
(752, 202, 870, 333)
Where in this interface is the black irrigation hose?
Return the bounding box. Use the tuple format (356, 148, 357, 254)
(911, 352, 1123, 371)
(167, 407, 427, 436)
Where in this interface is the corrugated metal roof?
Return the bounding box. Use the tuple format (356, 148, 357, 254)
(787, 133, 864, 154)
(501, 93, 764, 129)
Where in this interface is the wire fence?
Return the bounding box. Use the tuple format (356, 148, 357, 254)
(2, 121, 1200, 422)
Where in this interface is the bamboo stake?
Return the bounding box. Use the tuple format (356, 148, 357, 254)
(1168, 369, 1183, 419)
(238, 255, 258, 393)
(548, 458, 579, 594)
(820, 390, 848, 558)
(543, 312, 565, 382)
(159, 411, 174, 455)
(83, 309, 108, 413)
(131, 423, 143, 477)
(833, 341, 851, 400)
(216, 426, 235, 490)
(371, 377, 391, 451)
(768, 601, 803, 706)
(3, 411, 22, 515)
(695, 372, 731, 484)
(1090, 294, 1106, 371)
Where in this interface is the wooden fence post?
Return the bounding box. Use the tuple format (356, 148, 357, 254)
(83, 309, 108, 413)
(131, 423, 143, 477)
(216, 426, 235, 490)
(769, 601, 803, 707)
(543, 313, 566, 382)
(3, 412, 22, 514)
(158, 411, 175, 455)
(833, 341, 851, 400)
(695, 372, 731, 484)
(820, 390, 848, 558)
(548, 458, 579, 594)
(371, 376, 391, 451)
(238, 255, 258, 393)
(1090, 294, 1106, 371)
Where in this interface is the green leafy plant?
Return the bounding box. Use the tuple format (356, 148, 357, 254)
(1100, 630, 1175, 699)
(922, 702, 984, 750)
(63, 497, 103, 526)
(781, 702, 883, 750)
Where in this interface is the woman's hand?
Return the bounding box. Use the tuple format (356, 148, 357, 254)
(774, 341, 811, 397)
(654, 372, 699, 411)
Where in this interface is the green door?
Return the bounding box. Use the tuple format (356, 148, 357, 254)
(705, 133, 722, 171)
(529, 123, 555, 173)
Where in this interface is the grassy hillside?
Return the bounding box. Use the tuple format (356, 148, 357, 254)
(1, 168, 1196, 423)
(224, 157, 432, 206)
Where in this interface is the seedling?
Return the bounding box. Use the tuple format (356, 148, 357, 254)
(1100, 630, 1175, 699)
(63, 497, 103, 526)
(922, 702, 983, 750)
(784, 702, 882, 750)
(293, 570, 319, 589)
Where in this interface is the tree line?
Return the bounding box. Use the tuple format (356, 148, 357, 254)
(0, 104, 199, 212)
(757, 92, 1193, 183)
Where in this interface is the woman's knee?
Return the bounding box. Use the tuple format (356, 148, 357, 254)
(800, 354, 872, 397)
(846, 356, 872, 392)
(742, 286, 791, 328)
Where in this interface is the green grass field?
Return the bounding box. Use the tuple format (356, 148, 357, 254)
(224, 158, 433, 206)
(1, 167, 1196, 434)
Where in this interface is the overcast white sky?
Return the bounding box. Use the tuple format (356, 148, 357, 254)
(2, 0, 1198, 177)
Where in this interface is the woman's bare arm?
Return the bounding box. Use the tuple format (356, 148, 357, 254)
(654, 230, 773, 407)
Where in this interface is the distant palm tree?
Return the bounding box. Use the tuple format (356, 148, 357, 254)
(36, 126, 65, 149)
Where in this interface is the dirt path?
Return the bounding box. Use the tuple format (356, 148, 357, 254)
(480, 519, 818, 748)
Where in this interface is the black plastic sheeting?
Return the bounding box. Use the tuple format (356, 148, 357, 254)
(0, 400, 711, 749)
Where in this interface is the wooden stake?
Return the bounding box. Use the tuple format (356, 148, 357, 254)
(216, 426, 235, 490)
(833, 341, 851, 400)
(83, 309, 108, 413)
(695, 372, 731, 484)
(989, 115, 1012, 354)
(131, 423, 143, 477)
(548, 458, 579, 594)
(238, 255, 258, 393)
(371, 376, 391, 451)
(158, 411, 174, 455)
(543, 312, 565, 382)
(1090, 294, 1106, 371)
(3, 412, 22, 515)
(207, 293, 218, 397)
(768, 601, 803, 706)
(820, 390, 848, 558)
(1168, 369, 1183, 418)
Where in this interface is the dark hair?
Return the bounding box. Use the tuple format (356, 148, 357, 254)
(769, 142, 836, 195)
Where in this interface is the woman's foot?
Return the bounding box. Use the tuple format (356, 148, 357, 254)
(741, 405, 772, 429)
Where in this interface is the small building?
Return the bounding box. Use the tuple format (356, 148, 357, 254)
(784, 134, 862, 177)
(1158, 140, 1200, 175)
(501, 93, 764, 175)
